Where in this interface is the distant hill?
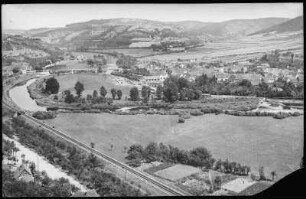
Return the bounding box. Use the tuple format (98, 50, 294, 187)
(250, 16, 303, 35)
(4, 17, 291, 49)
(2, 34, 64, 67)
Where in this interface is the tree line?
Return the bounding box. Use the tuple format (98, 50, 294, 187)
(125, 142, 250, 177)
(128, 73, 304, 104)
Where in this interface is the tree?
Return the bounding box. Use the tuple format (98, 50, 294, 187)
(246, 166, 251, 175)
(239, 79, 252, 87)
(259, 166, 266, 180)
(116, 55, 137, 69)
(163, 78, 179, 103)
(111, 88, 117, 99)
(45, 77, 60, 94)
(270, 171, 276, 181)
(141, 86, 151, 103)
(29, 162, 36, 176)
(99, 86, 107, 97)
(178, 77, 189, 90)
(87, 59, 94, 67)
(117, 90, 123, 100)
(195, 73, 209, 87)
(74, 81, 84, 97)
(12, 67, 20, 73)
(213, 176, 222, 190)
(144, 142, 159, 162)
(86, 94, 93, 102)
(189, 147, 212, 168)
(63, 90, 75, 103)
(92, 90, 98, 99)
(156, 85, 163, 100)
(98, 65, 102, 73)
(126, 144, 144, 160)
(130, 87, 139, 101)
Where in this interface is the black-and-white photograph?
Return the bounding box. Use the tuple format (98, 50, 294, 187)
(2, 2, 304, 197)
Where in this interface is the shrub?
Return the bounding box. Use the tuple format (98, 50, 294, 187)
(179, 112, 191, 119)
(32, 111, 57, 120)
(127, 159, 142, 167)
(292, 112, 301, 117)
(178, 117, 185, 123)
(273, 113, 286, 119)
(190, 109, 204, 116)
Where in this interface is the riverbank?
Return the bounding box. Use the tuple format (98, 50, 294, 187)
(11, 75, 304, 120)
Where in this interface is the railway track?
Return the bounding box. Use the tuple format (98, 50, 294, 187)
(2, 100, 186, 196)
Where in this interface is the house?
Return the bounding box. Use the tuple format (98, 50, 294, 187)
(71, 189, 99, 197)
(227, 64, 248, 73)
(141, 71, 168, 87)
(13, 164, 34, 183)
(216, 73, 230, 82)
(263, 73, 277, 84)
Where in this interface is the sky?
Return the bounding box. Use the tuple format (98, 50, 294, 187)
(2, 3, 303, 30)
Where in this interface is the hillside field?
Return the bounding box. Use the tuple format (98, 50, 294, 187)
(139, 31, 303, 61)
(45, 113, 304, 180)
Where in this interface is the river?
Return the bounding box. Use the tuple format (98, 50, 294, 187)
(9, 78, 46, 112)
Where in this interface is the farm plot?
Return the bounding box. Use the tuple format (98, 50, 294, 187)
(154, 164, 201, 181)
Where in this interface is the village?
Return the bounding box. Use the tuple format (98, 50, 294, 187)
(2, 3, 304, 197)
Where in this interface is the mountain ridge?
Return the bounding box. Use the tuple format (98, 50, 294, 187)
(4, 17, 298, 50)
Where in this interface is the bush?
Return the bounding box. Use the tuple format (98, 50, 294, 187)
(32, 111, 57, 120)
(179, 112, 191, 119)
(127, 159, 142, 167)
(292, 112, 301, 117)
(178, 117, 185, 123)
(190, 109, 204, 116)
(273, 113, 286, 119)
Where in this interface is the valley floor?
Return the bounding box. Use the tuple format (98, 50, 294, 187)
(44, 113, 304, 180)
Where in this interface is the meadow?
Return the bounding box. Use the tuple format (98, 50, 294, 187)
(55, 73, 133, 98)
(45, 113, 304, 180)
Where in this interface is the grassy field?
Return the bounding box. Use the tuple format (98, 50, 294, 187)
(55, 73, 133, 99)
(154, 164, 201, 181)
(45, 113, 303, 180)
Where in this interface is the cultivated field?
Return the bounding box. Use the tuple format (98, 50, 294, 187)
(45, 113, 304, 180)
(98, 48, 156, 58)
(55, 73, 133, 98)
(139, 31, 303, 62)
(154, 164, 201, 181)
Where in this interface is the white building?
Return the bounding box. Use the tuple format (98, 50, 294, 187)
(141, 72, 168, 87)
